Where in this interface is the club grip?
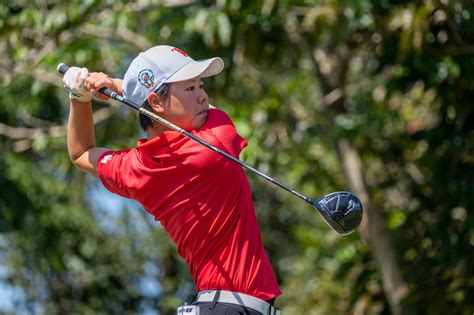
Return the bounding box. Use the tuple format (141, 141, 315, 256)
(56, 63, 118, 100)
(57, 63, 69, 75)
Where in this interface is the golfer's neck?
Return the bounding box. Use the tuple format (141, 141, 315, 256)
(147, 125, 164, 139)
(147, 123, 176, 140)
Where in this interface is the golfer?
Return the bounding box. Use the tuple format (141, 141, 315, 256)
(62, 45, 282, 314)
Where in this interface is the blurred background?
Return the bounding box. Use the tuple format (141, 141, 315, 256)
(0, 0, 473, 314)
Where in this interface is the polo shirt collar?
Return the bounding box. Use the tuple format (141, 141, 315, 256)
(137, 130, 183, 155)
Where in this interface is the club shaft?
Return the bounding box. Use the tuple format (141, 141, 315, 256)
(132, 95, 312, 204)
(58, 63, 313, 205)
(138, 105, 313, 204)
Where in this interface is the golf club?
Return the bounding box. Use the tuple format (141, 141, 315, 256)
(57, 63, 363, 235)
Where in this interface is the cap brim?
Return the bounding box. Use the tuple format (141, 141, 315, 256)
(164, 57, 224, 83)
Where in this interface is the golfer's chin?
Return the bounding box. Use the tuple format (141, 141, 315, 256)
(194, 111, 208, 130)
(180, 113, 208, 132)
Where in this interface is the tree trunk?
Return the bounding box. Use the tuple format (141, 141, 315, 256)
(337, 139, 408, 315)
(301, 33, 409, 313)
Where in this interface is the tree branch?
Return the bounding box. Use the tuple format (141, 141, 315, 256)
(81, 24, 151, 52)
(0, 105, 119, 152)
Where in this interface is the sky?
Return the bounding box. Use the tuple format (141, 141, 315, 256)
(0, 264, 14, 311)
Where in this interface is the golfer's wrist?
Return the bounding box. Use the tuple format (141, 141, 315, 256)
(112, 78, 123, 94)
(70, 98, 92, 106)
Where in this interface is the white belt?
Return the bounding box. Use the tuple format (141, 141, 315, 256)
(196, 290, 281, 315)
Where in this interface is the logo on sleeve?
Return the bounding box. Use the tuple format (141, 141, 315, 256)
(100, 154, 113, 164)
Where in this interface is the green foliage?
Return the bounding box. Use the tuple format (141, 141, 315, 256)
(0, 0, 473, 314)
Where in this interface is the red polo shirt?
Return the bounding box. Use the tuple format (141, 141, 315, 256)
(97, 108, 281, 301)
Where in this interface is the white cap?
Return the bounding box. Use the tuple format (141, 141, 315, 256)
(123, 45, 224, 106)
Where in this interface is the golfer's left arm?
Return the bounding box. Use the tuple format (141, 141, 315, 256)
(67, 98, 109, 178)
(66, 72, 121, 178)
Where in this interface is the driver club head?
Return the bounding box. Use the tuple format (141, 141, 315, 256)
(311, 192, 363, 235)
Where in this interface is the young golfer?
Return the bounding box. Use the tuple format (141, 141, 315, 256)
(62, 45, 281, 314)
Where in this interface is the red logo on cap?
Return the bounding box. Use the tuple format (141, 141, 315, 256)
(171, 47, 189, 57)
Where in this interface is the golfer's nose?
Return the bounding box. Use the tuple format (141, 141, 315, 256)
(198, 89, 208, 104)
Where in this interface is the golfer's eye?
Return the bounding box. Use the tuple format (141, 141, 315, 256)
(186, 86, 195, 91)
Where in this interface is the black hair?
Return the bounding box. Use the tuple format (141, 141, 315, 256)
(139, 83, 171, 131)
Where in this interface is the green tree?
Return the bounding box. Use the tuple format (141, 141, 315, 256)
(1, 1, 473, 314)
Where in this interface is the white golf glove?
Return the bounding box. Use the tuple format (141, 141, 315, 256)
(62, 67, 92, 102)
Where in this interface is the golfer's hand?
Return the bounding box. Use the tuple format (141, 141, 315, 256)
(63, 67, 92, 103)
(84, 72, 121, 100)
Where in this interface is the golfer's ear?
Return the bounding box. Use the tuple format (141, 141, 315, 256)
(147, 93, 165, 113)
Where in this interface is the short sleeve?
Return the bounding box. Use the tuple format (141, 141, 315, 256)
(97, 149, 137, 199)
(202, 109, 247, 157)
